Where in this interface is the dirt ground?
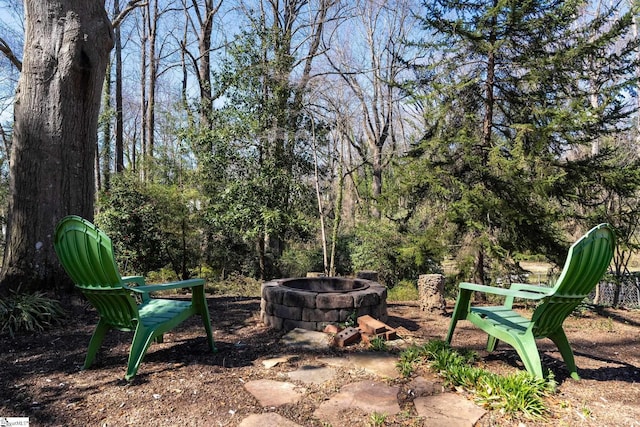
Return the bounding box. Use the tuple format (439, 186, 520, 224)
(2, 294, 640, 426)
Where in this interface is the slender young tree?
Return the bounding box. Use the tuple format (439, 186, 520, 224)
(113, 0, 125, 173)
(324, 0, 416, 219)
(181, 0, 223, 130)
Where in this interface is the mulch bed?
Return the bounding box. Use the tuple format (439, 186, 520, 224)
(2, 294, 640, 426)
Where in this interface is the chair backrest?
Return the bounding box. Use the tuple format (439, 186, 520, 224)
(532, 223, 615, 337)
(54, 215, 139, 329)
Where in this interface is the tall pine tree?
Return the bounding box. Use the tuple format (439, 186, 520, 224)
(401, 0, 639, 284)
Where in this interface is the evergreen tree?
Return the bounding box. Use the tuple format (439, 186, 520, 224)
(402, 0, 639, 284)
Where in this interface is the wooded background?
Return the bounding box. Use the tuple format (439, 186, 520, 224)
(1, 0, 639, 305)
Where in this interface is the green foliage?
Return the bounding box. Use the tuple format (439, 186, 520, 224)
(188, 25, 323, 280)
(396, 357, 415, 378)
(368, 412, 387, 426)
(146, 268, 188, 286)
(278, 242, 325, 277)
(368, 336, 388, 352)
(350, 221, 443, 287)
(397, 340, 556, 419)
(342, 310, 357, 328)
(0, 289, 65, 337)
(396, 345, 425, 377)
(474, 371, 556, 419)
(96, 173, 202, 279)
(401, 0, 640, 285)
(387, 280, 419, 302)
(205, 273, 262, 297)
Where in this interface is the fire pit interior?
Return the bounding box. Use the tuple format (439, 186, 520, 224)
(260, 277, 388, 331)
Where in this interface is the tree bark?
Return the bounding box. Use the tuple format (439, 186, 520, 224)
(145, 0, 158, 174)
(1, 1, 113, 292)
(418, 274, 446, 314)
(114, 0, 125, 173)
(191, 0, 221, 130)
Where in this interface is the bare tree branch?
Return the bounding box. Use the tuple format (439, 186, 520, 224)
(0, 36, 21, 71)
(112, 0, 147, 28)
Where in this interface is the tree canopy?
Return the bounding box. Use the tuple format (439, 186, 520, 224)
(1, 0, 639, 296)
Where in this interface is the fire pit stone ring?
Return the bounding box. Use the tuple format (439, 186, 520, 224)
(260, 277, 388, 331)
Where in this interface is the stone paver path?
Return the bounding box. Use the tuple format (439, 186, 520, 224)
(279, 328, 330, 349)
(240, 328, 487, 426)
(238, 412, 303, 427)
(313, 380, 401, 426)
(243, 379, 305, 407)
(320, 352, 400, 378)
(287, 365, 336, 384)
(414, 393, 487, 426)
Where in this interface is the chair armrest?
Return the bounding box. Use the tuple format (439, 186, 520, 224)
(508, 283, 554, 295)
(122, 276, 146, 286)
(126, 278, 206, 294)
(122, 276, 149, 302)
(459, 282, 549, 301)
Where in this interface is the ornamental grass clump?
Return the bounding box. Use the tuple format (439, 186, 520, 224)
(473, 370, 555, 419)
(398, 340, 556, 420)
(0, 289, 66, 337)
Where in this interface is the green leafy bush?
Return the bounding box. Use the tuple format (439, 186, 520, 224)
(349, 221, 443, 287)
(396, 345, 425, 377)
(0, 290, 66, 337)
(368, 336, 388, 352)
(96, 173, 203, 279)
(474, 371, 554, 419)
(278, 243, 325, 277)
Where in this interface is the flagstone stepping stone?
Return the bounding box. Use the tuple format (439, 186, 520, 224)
(259, 355, 297, 369)
(287, 365, 336, 385)
(281, 328, 330, 350)
(238, 412, 302, 427)
(407, 376, 442, 397)
(313, 380, 401, 426)
(320, 351, 400, 378)
(243, 379, 305, 407)
(413, 393, 487, 427)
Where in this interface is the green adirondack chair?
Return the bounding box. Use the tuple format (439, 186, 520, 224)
(54, 215, 216, 380)
(446, 223, 615, 379)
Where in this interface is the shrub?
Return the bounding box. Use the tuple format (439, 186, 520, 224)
(96, 173, 203, 279)
(205, 273, 262, 297)
(0, 289, 66, 337)
(278, 243, 325, 277)
(349, 221, 443, 287)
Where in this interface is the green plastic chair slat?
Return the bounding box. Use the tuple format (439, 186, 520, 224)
(446, 223, 615, 379)
(54, 215, 216, 380)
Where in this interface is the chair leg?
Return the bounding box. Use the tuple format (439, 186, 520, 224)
(446, 289, 472, 344)
(512, 333, 544, 379)
(487, 335, 499, 352)
(201, 307, 216, 352)
(125, 326, 156, 381)
(193, 286, 216, 352)
(84, 319, 110, 369)
(549, 328, 580, 380)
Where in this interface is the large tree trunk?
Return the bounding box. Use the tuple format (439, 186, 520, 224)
(1, 1, 113, 293)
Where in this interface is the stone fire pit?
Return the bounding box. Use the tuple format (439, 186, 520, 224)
(260, 277, 388, 331)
